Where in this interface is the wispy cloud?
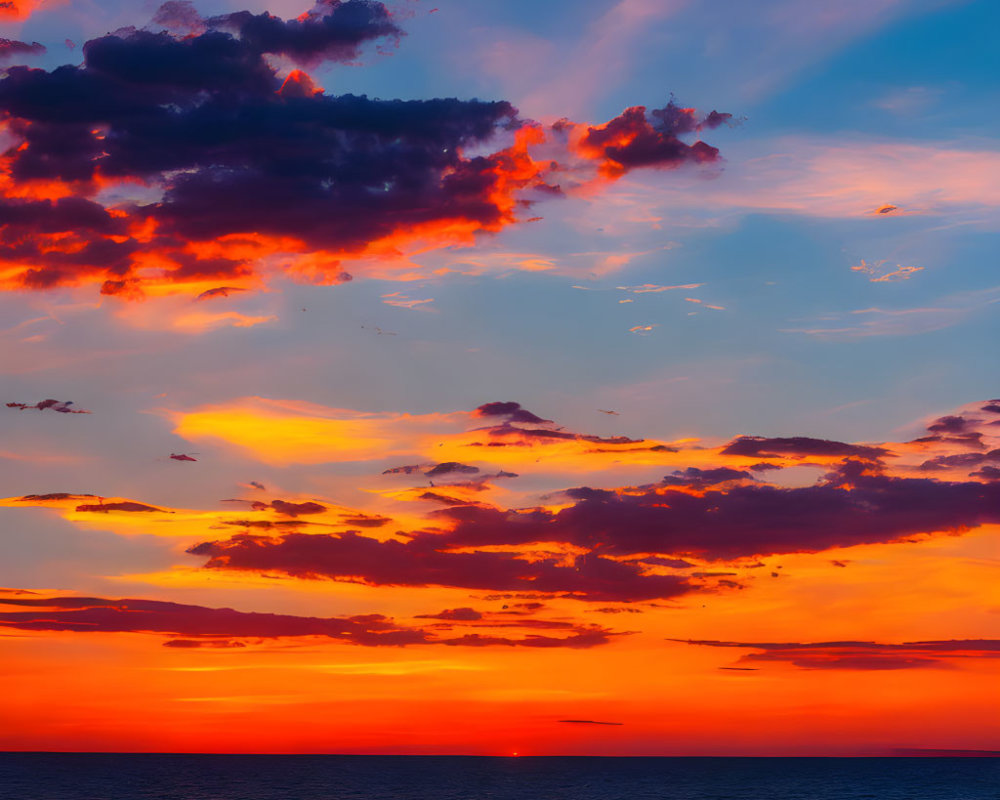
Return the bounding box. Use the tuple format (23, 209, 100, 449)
(783, 286, 1000, 339)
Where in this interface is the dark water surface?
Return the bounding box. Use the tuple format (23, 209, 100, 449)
(0, 754, 996, 800)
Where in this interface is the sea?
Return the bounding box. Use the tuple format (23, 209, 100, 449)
(0, 754, 996, 800)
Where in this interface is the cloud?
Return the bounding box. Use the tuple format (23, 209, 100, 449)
(151, 1, 207, 35)
(568, 102, 724, 180)
(74, 501, 164, 513)
(0, 39, 45, 62)
(438, 628, 619, 649)
(429, 457, 1000, 561)
(0, 5, 727, 299)
(169, 396, 684, 472)
(204, 0, 403, 65)
(972, 466, 1000, 481)
(188, 530, 696, 602)
(163, 638, 246, 648)
(383, 464, 426, 475)
(424, 462, 479, 478)
(473, 401, 552, 424)
(161, 396, 1000, 596)
(558, 719, 624, 726)
(196, 286, 247, 301)
(0, 592, 620, 649)
(0, 593, 424, 645)
(183, 448, 1000, 596)
(415, 607, 483, 621)
(661, 466, 753, 486)
(782, 286, 1000, 339)
(918, 450, 1000, 472)
(253, 499, 327, 517)
(720, 436, 887, 460)
(6, 399, 90, 414)
(675, 638, 1000, 670)
(380, 292, 435, 310)
(617, 283, 703, 294)
(850, 259, 923, 283)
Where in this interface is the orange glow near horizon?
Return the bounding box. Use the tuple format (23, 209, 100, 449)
(2, 394, 999, 753)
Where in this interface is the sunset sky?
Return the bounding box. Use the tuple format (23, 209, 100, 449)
(1, 0, 998, 756)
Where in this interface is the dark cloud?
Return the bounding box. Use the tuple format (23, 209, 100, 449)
(662, 466, 753, 485)
(163, 638, 246, 648)
(981, 402, 1000, 414)
(972, 466, 1000, 481)
(251, 499, 326, 516)
(0, 4, 507, 292)
(415, 607, 482, 621)
(383, 464, 426, 475)
(188, 531, 696, 602)
(636, 556, 695, 568)
(0, 38, 45, 61)
(0, 594, 423, 645)
(6, 399, 90, 413)
(918, 450, 1000, 471)
(721, 436, 887, 459)
(430, 459, 1000, 560)
(911, 432, 985, 449)
(700, 110, 733, 129)
(0, 7, 725, 297)
(469, 419, 644, 449)
(340, 513, 390, 528)
(0, 593, 619, 649)
(576, 101, 722, 178)
(927, 415, 969, 433)
(221, 518, 319, 530)
(206, 0, 403, 66)
(74, 501, 164, 513)
(17, 493, 95, 502)
(558, 719, 624, 726)
(473, 401, 552, 424)
(675, 638, 1000, 670)
(417, 491, 473, 506)
(438, 628, 619, 649)
(196, 286, 247, 300)
(425, 462, 479, 477)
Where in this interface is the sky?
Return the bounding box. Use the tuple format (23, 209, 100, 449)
(0, 0, 998, 756)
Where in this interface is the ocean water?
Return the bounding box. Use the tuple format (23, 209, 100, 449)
(0, 755, 996, 800)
